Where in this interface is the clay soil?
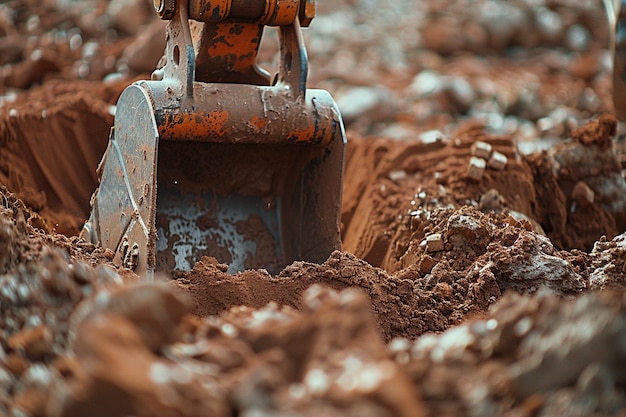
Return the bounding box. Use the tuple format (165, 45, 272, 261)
(2, 0, 626, 416)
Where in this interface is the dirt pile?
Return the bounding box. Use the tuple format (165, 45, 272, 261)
(2, 246, 624, 416)
(0, 80, 129, 235)
(41, 283, 426, 417)
(404, 289, 626, 416)
(180, 195, 606, 342)
(343, 115, 626, 273)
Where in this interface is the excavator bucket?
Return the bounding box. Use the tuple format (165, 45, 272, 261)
(81, 0, 346, 277)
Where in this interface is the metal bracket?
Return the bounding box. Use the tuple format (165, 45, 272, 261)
(156, 0, 311, 106)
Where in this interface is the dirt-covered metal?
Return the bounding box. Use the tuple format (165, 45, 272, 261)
(611, 0, 626, 119)
(82, 0, 346, 277)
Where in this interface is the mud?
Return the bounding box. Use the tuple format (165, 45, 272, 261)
(2, 0, 626, 416)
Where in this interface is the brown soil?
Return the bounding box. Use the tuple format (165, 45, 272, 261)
(0, 79, 129, 235)
(2, 1, 626, 416)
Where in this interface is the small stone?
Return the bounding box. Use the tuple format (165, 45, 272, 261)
(87, 283, 191, 351)
(571, 181, 594, 205)
(4, 354, 29, 376)
(103, 248, 115, 261)
(467, 157, 486, 180)
(434, 282, 453, 298)
(447, 213, 488, 249)
(488, 151, 508, 170)
(106, 0, 154, 35)
(7, 325, 53, 358)
(425, 233, 444, 253)
(119, 19, 167, 74)
(471, 141, 492, 160)
(410, 70, 444, 98)
(336, 86, 393, 125)
(535, 6, 563, 42)
(418, 130, 445, 144)
(536, 116, 554, 132)
(479, 188, 506, 212)
(418, 254, 437, 273)
(446, 76, 476, 111)
(389, 170, 407, 182)
(565, 24, 590, 52)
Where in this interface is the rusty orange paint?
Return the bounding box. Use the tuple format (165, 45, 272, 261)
(274, 3, 298, 26)
(249, 115, 269, 131)
(263, 0, 298, 25)
(159, 110, 230, 139)
(206, 23, 261, 73)
(189, 0, 230, 21)
(287, 121, 332, 145)
(304, 2, 315, 19)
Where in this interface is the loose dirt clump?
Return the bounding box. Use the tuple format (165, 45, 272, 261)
(571, 113, 617, 149)
(178, 204, 592, 342)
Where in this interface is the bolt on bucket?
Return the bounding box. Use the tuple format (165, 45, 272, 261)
(81, 0, 346, 277)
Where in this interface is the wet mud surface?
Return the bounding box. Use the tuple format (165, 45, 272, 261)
(2, 0, 626, 416)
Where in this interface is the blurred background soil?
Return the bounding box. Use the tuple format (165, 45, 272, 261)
(1, 0, 626, 416)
